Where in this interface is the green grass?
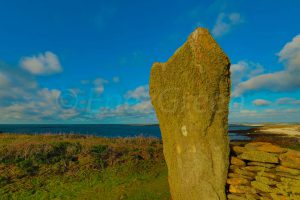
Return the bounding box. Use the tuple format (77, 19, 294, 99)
(0, 162, 169, 200)
(289, 143, 300, 151)
(0, 134, 170, 200)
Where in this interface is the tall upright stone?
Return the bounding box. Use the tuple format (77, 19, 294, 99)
(149, 28, 230, 200)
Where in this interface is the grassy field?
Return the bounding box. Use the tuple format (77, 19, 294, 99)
(0, 134, 170, 200)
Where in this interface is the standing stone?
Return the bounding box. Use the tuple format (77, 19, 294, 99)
(149, 28, 230, 200)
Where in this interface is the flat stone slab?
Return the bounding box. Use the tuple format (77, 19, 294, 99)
(238, 150, 279, 163)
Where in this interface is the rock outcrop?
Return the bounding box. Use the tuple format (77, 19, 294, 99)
(227, 142, 300, 199)
(149, 28, 231, 200)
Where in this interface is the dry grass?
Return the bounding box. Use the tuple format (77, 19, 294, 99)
(0, 134, 167, 199)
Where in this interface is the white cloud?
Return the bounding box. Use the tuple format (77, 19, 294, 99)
(212, 12, 243, 37)
(93, 78, 108, 94)
(0, 62, 80, 123)
(230, 108, 300, 123)
(264, 109, 276, 113)
(278, 35, 300, 71)
(230, 62, 247, 85)
(0, 86, 80, 122)
(97, 100, 154, 119)
(240, 110, 257, 115)
(95, 86, 104, 94)
(20, 51, 62, 75)
(125, 85, 149, 100)
(230, 61, 264, 86)
(58, 109, 80, 120)
(252, 99, 271, 106)
(233, 34, 300, 97)
(0, 71, 9, 86)
(95, 85, 154, 120)
(1, 62, 155, 123)
(277, 97, 300, 105)
(0, 64, 37, 102)
(131, 100, 153, 114)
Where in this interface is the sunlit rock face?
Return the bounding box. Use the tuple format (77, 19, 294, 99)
(149, 28, 231, 200)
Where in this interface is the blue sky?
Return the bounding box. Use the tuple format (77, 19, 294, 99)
(0, 0, 300, 124)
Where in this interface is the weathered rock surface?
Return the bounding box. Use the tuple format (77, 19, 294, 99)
(227, 177, 250, 185)
(279, 150, 300, 170)
(231, 157, 246, 166)
(244, 142, 287, 154)
(238, 150, 279, 163)
(248, 162, 276, 168)
(149, 28, 230, 200)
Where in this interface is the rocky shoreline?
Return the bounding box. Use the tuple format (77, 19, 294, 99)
(231, 125, 300, 149)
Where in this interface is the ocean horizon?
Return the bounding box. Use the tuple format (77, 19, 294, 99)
(0, 124, 252, 141)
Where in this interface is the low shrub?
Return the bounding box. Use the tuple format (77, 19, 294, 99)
(17, 160, 39, 176)
(90, 145, 110, 169)
(35, 142, 82, 164)
(0, 175, 10, 186)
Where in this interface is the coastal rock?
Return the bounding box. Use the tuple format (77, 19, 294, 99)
(248, 162, 276, 169)
(245, 193, 261, 200)
(227, 194, 246, 200)
(243, 166, 272, 172)
(238, 150, 279, 163)
(251, 181, 278, 193)
(232, 146, 246, 154)
(244, 142, 287, 154)
(230, 165, 240, 170)
(280, 177, 300, 187)
(231, 157, 246, 166)
(233, 168, 256, 177)
(255, 176, 278, 186)
(276, 182, 300, 193)
(149, 28, 230, 200)
(270, 193, 289, 200)
(279, 150, 300, 170)
(227, 177, 250, 185)
(228, 173, 254, 180)
(276, 172, 300, 180)
(276, 166, 300, 176)
(257, 171, 278, 179)
(229, 185, 256, 194)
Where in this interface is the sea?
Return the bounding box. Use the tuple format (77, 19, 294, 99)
(0, 124, 252, 141)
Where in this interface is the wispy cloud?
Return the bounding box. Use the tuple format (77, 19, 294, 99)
(233, 34, 300, 96)
(0, 64, 155, 123)
(93, 78, 108, 94)
(230, 108, 300, 123)
(231, 61, 264, 86)
(94, 85, 154, 121)
(276, 97, 300, 105)
(0, 62, 37, 104)
(212, 12, 243, 37)
(0, 62, 80, 123)
(0, 71, 9, 86)
(97, 101, 153, 119)
(124, 85, 149, 100)
(252, 99, 271, 106)
(20, 51, 63, 75)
